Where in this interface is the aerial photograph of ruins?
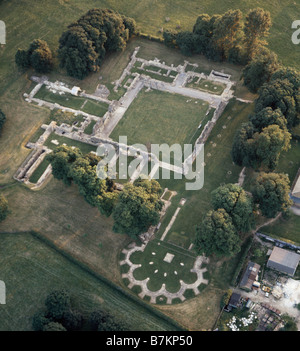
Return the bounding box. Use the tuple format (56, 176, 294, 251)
(0, 0, 300, 336)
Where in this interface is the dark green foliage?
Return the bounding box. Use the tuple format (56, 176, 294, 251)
(89, 309, 129, 331)
(255, 78, 300, 130)
(231, 122, 255, 167)
(58, 8, 134, 79)
(0, 109, 6, 133)
(249, 107, 288, 132)
(15, 49, 30, 69)
(211, 184, 254, 233)
(32, 311, 51, 331)
(42, 322, 66, 331)
(175, 31, 197, 56)
(0, 194, 9, 222)
(251, 172, 293, 218)
(243, 8, 272, 60)
(15, 39, 53, 73)
(112, 179, 163, 240)
(194, 208, 241, 257)
(45, 289, 71, 320)
(47, 145, 118, 217)
(62, 310, 83, 331)
(163, 29, 177, 48)
(242, 49, 280, 93)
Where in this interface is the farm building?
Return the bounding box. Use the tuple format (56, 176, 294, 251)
(267, 247, 300, 276)
(239, 261, 261, 291)
(290, 168, 300, 206)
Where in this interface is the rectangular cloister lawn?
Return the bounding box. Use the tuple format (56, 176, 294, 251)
(110, 89, 210, 148)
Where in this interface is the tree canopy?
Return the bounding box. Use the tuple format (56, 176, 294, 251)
(58, 8, 136, 79)
(15, 39, 53, 73)
(251, 172, 293, 218)
(112, 179, 163, 240)
(0, 109, 6, 133)
(211, 184, 254, 233)
(194, 208, 241, 257)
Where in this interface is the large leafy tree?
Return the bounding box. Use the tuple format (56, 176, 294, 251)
(248, 124, 291, 171)
(255, 78, 300, 129)
(194, 208, 241, 257)
(242, 48, 280, 93)
(243, 8, 272, 60)
(15, 39, 53, 73)
(212, 9, 243, 61)
(251, 172, 293, 218)
(45, 289, 71, 320)
(112, 179, 163, 240)
(249, 107, 288, 132)
(58, 8, 136, 79)
(231, 122, 255, 167)
(211, 184, 254, 233)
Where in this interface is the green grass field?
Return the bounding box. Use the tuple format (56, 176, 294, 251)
(0, 0, 300, 331)
(0, 232, 183, 331)
(110, 89, 210, 148)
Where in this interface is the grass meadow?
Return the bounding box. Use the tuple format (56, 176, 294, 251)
(0, 0, 299, 331)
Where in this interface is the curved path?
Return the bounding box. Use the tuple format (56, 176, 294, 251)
(120, 242, 209, 304)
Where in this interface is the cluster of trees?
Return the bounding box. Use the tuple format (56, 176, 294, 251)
(232, 67, 300, 172)
(32, 289, 129, 331)
(194, 184, 254, 257)
(58, 8, 136, 79)
(15, 39, 53, 73)
(47, 145, 163, 241)
(163, 8, 271, 65)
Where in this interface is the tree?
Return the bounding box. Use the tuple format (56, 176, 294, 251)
(212, 9, 243, 61)
(242, 49, 280, 93)
(58, 8, 134, 79)
(15, 39, 53, 73)
(175, 31, 197, 56)
(249, 107, 288, 132)
(231, 122, 255, 167)
(0, 109, 6, 133)
(45, 289, 71, 320)
(211, 184, 254, 233)
(251, 172, 293, 218)
(112, 179, 163, 240)
(62, 310, 83, 331)
(243, 8, 272, 60)
(32, 311, 51, 331)
(46, 145, 82, 185)
(15, 49, 30, 69)
(248, 124, 291, 171)
(255, 78, 299, 130)
(42, 322, 66, 331)
(194, 208, 241, 257)
(0, 195, 9, 222)
(163, 29, 177, 48)
(193, 14, 220, 56)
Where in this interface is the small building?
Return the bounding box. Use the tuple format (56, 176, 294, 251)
(228, 292, 241, 309)
(267, 247, 300, 276)
(290, 168, 300, 206)
(71, 86, 81, 96)
(239, 261, 261, 291)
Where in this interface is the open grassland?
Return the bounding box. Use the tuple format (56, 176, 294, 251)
(110, 89, 210, 147)
(156, 99, 254, 248)
(0, 232, 183, 331)
(0, 0, 300, 330)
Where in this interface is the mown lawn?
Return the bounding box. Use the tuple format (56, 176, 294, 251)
(110, 88, 209, 148)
